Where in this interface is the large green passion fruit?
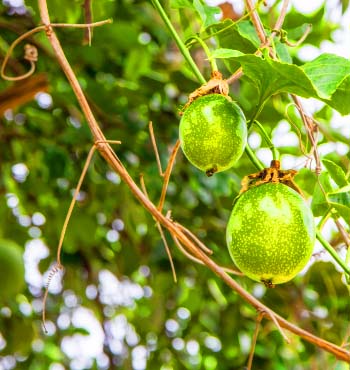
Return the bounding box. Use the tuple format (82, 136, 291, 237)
(179, 94, 247, 176)
(226, 183, 315, 285)
(0, 239, 25, 301)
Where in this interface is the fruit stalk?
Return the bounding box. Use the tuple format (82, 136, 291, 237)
(253, 120, 279, 161)
(192, 35, 218, 72)
(245, 145, 264, 170)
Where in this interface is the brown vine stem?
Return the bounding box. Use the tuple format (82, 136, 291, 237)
(244, 0, 266, 44)
(157, 139, 181, 211)
(83, 0, 93, 45)
(156, 222, 177, 283)
(292, 95, 321, 174)
(174, 222, 213, 255)
(37, 0, 350, 362)
(1, 19, 111, 81)
(149, 122, 164, 177)
(247, 311, 264, 370)
(172, 234, 243, 276)
(140, 174, 177, 282)
(273, 0, 290, 32)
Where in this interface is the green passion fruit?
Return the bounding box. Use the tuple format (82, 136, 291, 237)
(0, 239, 25, 300)
(226, 182, 315, 285)
(179, 94, 247, 176)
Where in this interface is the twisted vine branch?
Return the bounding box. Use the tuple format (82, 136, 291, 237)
(33, 0, 350, 363)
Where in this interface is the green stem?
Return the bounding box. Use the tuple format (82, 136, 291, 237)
(151, 0, 206, 84)
(245, 145, 264, 170)
(247, 98, 267, 129)
(316, 230, 350, 276)
(193, 35, 218, 72)
(346, 247, 350, 284)
(253, 120, 279, 161)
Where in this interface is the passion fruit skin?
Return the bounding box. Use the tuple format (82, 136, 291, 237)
(179, 94, 247, 175)
(226, 183, 315, 284)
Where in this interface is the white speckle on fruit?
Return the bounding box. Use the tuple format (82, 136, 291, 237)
(226, 182, 315, 284)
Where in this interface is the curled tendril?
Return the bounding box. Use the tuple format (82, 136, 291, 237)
(1, 42, 38, 81)
(42, 262, 64, 334)
(1, 19, 112, 82)
(24, 44, 38, 62)
(272, 24, 312, 48)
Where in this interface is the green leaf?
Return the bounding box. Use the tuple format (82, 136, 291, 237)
(301, 53, 350, 99)
(274, 38, 292, 63)
(223, 53, 318, 103)
(311, 172, 334, 216)
(328, 74, 350, 115)
(322, 159, 348, 187)
(235, 20, 261, 48)
(328, 185, 350, 205)
(193, 0, 221, 29)
(217, 52, 350, 114)
(210, 48, 243, 59)
(210, 19, 258, 54)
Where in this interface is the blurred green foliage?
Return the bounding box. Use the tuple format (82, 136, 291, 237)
(0, 0, 349, 369)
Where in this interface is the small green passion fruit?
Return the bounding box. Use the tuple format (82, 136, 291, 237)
(179, 94, 247, 176)
(226, 183, 315, 285)
(0, 239, 25, 301)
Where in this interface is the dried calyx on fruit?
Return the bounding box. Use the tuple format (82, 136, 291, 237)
(226, 161, 315, 287)
(240, 159, 302, 195)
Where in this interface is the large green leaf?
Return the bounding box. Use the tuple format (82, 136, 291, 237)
(208, 20, 259, 54)
(235, 20, 261, 48)
(213, 51, 350, 114)
(222, 52, 318, 103)
(301, 54, 350, 99)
